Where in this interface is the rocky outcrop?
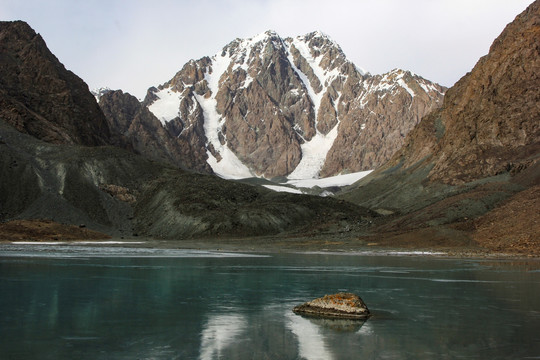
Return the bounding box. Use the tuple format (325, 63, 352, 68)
(388, 1, 540, 185)
(139, 30, 444, 178)
(100, 184, 137, 204)
(320, 69, 445, 177)
(0, 21, 111, 146)
(339, 1, 540, 253)
(99, 90, 211, 173)
(293, 293, 370, 319)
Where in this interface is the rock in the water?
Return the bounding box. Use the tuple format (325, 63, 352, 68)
(293, 293, 370, 319)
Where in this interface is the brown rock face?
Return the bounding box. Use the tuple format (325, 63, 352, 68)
(215, 35, 308, 177)
(392, 1, 540, 185)
(141, 30, 444, 178)
(320, 69, 445, 177)
(472, 184, 540, 255)
(99, 90, 211, 173)
(0, 21, 111, 146)
(339, 2, 539, 253)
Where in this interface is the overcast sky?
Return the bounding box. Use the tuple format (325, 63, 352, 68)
(1, 0, 534, 99)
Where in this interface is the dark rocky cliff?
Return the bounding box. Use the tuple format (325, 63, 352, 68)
(99, 90, 212, 173)
(0, 21, 112, 146)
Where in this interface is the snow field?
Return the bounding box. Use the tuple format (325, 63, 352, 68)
(287, 169, 373, 188)
(196, 53, 254, 179)
(148, 88, 182, 124)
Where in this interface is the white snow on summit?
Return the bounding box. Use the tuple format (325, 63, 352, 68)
(202, 30, 354, 180)
(287, 34, 343, 119)
(91, 87, 112, 102)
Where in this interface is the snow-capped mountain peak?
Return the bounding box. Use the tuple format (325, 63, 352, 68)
(141, 30, 445, 180)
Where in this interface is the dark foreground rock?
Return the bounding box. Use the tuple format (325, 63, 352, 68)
(293, 293, 370, 319)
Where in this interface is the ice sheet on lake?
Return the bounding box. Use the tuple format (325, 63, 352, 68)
(296, 250, 446, 256)
(13, 241, 145, 245)
(0, 244, 269, 259)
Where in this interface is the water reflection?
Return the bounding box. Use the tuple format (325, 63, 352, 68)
(287, 312, 334, 360)
(356, 320, 373, 335)
(199, 313, 247, 360)
(303, 316, 367, 333)
(1, 252, 539, 359)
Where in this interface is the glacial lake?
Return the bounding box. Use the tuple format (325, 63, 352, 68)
(1, 244, 539, 359)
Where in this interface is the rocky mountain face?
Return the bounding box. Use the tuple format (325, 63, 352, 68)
(391, 0, 540, 185)
(0, 21, 111, 146)
(320, 68, 444, 177)
(340, 0, 540, 254)
(112, 31, 444, 179)
(99, 90, 211, 173)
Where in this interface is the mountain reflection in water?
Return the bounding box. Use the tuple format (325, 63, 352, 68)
(199, 313, 247, 360)
(287, 312, 334, 360)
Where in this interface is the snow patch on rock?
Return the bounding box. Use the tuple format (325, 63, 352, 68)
(148, 88, 181, 124)
(197, 53, 254, 179)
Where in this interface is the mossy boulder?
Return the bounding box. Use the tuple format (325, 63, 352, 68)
(293, 293, 370, 320)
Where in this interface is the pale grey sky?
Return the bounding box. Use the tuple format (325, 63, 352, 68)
(1, 0, 534, 99)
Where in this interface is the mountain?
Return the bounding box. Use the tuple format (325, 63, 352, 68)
(0, 20, 374, 240)
(0, 7, 537, 254)
(0, 118, 373, 239)
(99, 89, 212, 173)
(103, 30, 445, 179)
(339, 0, 540, 254)
(0, 21, 112, 146)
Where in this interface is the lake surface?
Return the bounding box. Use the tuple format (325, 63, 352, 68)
(1, 244, 540, 359)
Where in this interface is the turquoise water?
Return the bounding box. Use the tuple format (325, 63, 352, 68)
(1, 244, 539, 359)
